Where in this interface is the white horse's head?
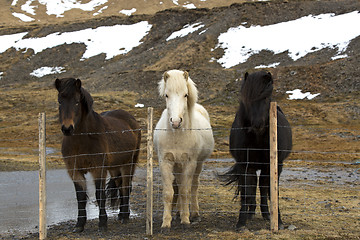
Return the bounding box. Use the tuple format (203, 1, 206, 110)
(158, 69, 198, 129)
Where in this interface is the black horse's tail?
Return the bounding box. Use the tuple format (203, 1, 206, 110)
(217, 162, 242, 198)
(106, 178, 120, 208)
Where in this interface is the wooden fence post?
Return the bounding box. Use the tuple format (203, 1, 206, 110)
(269, 102, 279, 232)
(146, 107, 154, 236)
(38, 113, 47, 239)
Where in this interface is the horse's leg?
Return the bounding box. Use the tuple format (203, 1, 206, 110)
(92, 169, 108, 231)
(178, 157, 196, 226)
(259, 170, 270, 221)
(69, 170, 87, 233)
(118, 165, 134, 224)
(190, 160, 203, 223)
(172, 178, 180, 221)
(108, 173, 122, 207)
(236, 168, 257, 230)
(160, 156, 175, 229)
(247, 170, 258, 220)
(277, 171, 284, 229)
(260, 169, 285, 229)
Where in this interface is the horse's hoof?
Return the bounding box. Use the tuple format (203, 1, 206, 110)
(118, 213, 130, 224)
(247, 213, 255, 220)
(235, 225, 248, 232)
(180, 223, 191, 229)
(160, 227, 171, 234)
(73, 226, 84, 233)
(120, 218, 129, 224)
(190, 215, 201, 224)
(262, 213, 270, 221)
(98, 225, 108, 232)
(279, 223, 285, 230)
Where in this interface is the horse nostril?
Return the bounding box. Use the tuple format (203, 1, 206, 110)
(61, 125, 74, 136)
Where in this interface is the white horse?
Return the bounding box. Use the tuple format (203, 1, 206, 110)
(154, 69, 214, 230)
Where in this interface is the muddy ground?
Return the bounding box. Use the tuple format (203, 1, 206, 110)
(0, 0, 359, 239)
(1, 161, 359, 240)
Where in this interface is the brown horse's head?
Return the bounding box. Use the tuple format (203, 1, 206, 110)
(55, 78, 93, 136)
(240, 71, 273, 133)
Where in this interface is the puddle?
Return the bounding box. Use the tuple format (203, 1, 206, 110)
(0, 169, 139, 237)
(0, 147, 59, 156)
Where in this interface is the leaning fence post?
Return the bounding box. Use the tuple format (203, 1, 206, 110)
(146, 107, 154, 236)
(269, 102, 279, 232)
(38, 113, 47, 239)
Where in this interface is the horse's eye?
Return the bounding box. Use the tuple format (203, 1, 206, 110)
(184, 94, 188, 98)
(165, 94, 168, 98)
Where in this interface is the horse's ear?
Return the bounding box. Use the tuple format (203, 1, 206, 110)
(75, 78, 82, 90)
(55, 78, 61, 91)
(163, 72, 170, 82)
(265, 72, 273, 83)
(183, 71, 189, 81)
(244, 72, 249, 81)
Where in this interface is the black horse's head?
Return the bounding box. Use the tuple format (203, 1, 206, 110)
(55, 78, 93, 136)
(240, 71, 273, 133)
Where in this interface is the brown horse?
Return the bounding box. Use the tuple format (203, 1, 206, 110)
(55, 78, 141, 232)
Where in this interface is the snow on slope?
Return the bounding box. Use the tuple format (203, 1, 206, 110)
(216, 11, 360, 68)
(0, 21, 152, 60)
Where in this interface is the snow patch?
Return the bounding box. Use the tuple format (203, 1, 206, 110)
(134, 103, 144, 108)
(0, 21, 152, 60)
(30, 66, 66, 78)
(119, 8, 136, 16)
(37, 0, 109, 18)
(216, 11, 360, 68)
(12, 13, 35, 22)
(286, 89, 320, 100)
(167, 22, 204, 41)
(255, 62, 280, 69)
(183, 4, 196, 9)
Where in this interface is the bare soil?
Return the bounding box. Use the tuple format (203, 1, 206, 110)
(0, 0, 359, 239)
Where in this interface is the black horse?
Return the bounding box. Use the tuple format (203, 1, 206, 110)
(221, 71, 292, 230)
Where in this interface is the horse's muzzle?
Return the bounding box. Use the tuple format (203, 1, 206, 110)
(170, 117, 182, 129)
(61, 125, 74, 136)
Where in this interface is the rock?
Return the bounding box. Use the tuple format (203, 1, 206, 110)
(325, 203, 332, 208)
(288, 225, 297, 230)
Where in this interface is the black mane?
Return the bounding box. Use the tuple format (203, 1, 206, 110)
(241, 71, 273, 103)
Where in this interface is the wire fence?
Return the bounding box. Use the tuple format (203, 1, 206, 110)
(0, 109, 359, 239)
